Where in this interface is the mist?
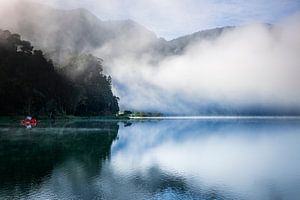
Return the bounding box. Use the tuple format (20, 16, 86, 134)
(105, 14, 300, 114)
(0, 0, 299, 115)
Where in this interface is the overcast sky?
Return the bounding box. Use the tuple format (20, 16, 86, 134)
(31, 0, 300, 39)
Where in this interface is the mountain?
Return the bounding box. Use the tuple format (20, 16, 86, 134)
(0, 1, 159, 64)
(0, 1, 231, 65)
(165, 26, 234, 54)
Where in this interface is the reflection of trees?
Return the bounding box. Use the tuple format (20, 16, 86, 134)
(0, 121, 119, 195)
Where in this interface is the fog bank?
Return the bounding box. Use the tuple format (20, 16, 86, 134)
(107, 14, 300, 114)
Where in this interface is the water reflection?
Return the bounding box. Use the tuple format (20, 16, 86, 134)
(0, 119, 300, 200)
(109, 119, 300, 200)
(0, 120, 119, 199)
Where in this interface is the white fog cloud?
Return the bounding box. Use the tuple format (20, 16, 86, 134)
(108, 14, 300, 114)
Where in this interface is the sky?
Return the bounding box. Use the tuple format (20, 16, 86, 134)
(32, 0, 300, 39)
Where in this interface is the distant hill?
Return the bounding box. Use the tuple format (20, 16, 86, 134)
(0, 1, 159, 64)
(165, 26, 234, 54)
(0, 1, 233, 65)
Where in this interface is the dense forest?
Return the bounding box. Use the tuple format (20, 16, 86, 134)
(0, 29, 119, 116)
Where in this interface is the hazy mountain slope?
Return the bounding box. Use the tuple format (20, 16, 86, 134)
(166, 26, 234, 54)
(0, 1, 159, 64)
(0, 1, 233, 65)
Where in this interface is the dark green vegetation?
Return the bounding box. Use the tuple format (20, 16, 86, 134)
(117, 110, 162, 118)
(0, 30, 119, 116)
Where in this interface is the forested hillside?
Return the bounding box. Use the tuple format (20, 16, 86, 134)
(0, 30, 119, 116)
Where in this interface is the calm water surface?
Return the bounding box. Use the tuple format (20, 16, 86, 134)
(0, 118, 300, 200)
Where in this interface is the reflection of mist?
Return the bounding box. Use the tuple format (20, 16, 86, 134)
(1, 119, 299, 199)
(109, 120, 300, 199)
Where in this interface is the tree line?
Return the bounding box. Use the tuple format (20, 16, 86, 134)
(0, 29, 119, 116)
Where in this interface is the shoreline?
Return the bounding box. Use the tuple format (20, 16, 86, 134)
(1, 115, 300, 122)
(129, 115, 300, 120)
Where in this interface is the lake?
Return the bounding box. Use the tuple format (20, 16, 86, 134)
(1, 118, 300, 200)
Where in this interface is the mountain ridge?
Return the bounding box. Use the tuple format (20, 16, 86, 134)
(0, 1, 233, 65)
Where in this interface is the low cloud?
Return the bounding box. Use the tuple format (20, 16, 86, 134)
(106, 14, 300, 114)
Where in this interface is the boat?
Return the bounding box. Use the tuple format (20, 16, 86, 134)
(20, 116, 37, 128)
